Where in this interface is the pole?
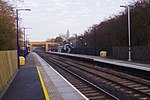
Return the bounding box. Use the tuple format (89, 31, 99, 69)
(16, 9, 20, 69)
(23, 28, 26, 57)
(94, 27, 96, 56)
(26, 35, 28, 47)
(128, 6, 132, 61)
(26, 34, 28, 53)
(16, 8, 31, 68)
(75, 34, 77, 47)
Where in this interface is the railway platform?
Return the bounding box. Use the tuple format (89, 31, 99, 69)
(2, 52, 88, 100)
(2, 53, 45, 100)
(49, 52, 150, 72)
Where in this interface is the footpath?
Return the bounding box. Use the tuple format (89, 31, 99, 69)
(2, 53, 45, 100)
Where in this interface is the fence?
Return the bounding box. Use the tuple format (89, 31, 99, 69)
(74, 46, 150, 63)
(0, 50, 18, 96)
(113, 46, 150, 63)
(74, 47, 112, 57)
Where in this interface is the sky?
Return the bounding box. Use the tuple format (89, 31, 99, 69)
(8, 0, 135, 41)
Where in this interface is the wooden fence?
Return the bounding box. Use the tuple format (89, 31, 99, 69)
(0, 50, 18, 96)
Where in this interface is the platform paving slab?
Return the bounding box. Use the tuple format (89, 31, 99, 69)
(33, 52, 88, 100)
(2, 53, 45, 100)
(50, 52, 150, 71)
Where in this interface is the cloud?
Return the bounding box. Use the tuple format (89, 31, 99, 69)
(24, 1, 39, 7)
(17, 0, 129, 41)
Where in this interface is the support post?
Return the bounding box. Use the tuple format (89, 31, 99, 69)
(128, 6, 132, 61)
(45, 43, 48, 52)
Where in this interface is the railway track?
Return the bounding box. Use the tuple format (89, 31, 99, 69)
(37, 51, 150, 100)
(39, 52, 119, 100)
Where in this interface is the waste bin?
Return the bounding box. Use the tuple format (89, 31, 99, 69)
(19, 56, 25, 66)
(100, 51, 107, 58)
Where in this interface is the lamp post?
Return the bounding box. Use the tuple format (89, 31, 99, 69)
(22, 27, 31, 57)
(26, 34, 29, 48)
(88, 26, 96, 56)
(93, 27, 96, 56)
(84, 42, 87, 55)
(26, 34, 31, 53)
(16, 8, 31, 69)
(120, 5, 132, 61)
(74, 34, 77, 47)
(79, 37, 83, 47)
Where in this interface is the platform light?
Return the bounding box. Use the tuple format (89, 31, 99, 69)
(16, 8, 31, 69)
(120, 5, 132, 61)
(22, 27, 32, 57)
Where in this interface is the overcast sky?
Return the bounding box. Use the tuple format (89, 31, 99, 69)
(9, 0, 134, 41)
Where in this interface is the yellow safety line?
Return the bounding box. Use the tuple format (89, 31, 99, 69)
(35, 64, 50, 100)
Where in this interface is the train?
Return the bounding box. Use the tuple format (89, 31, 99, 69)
(57, 43, 74, 53)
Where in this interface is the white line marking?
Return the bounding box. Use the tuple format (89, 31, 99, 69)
(34, 53, 89, 100)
